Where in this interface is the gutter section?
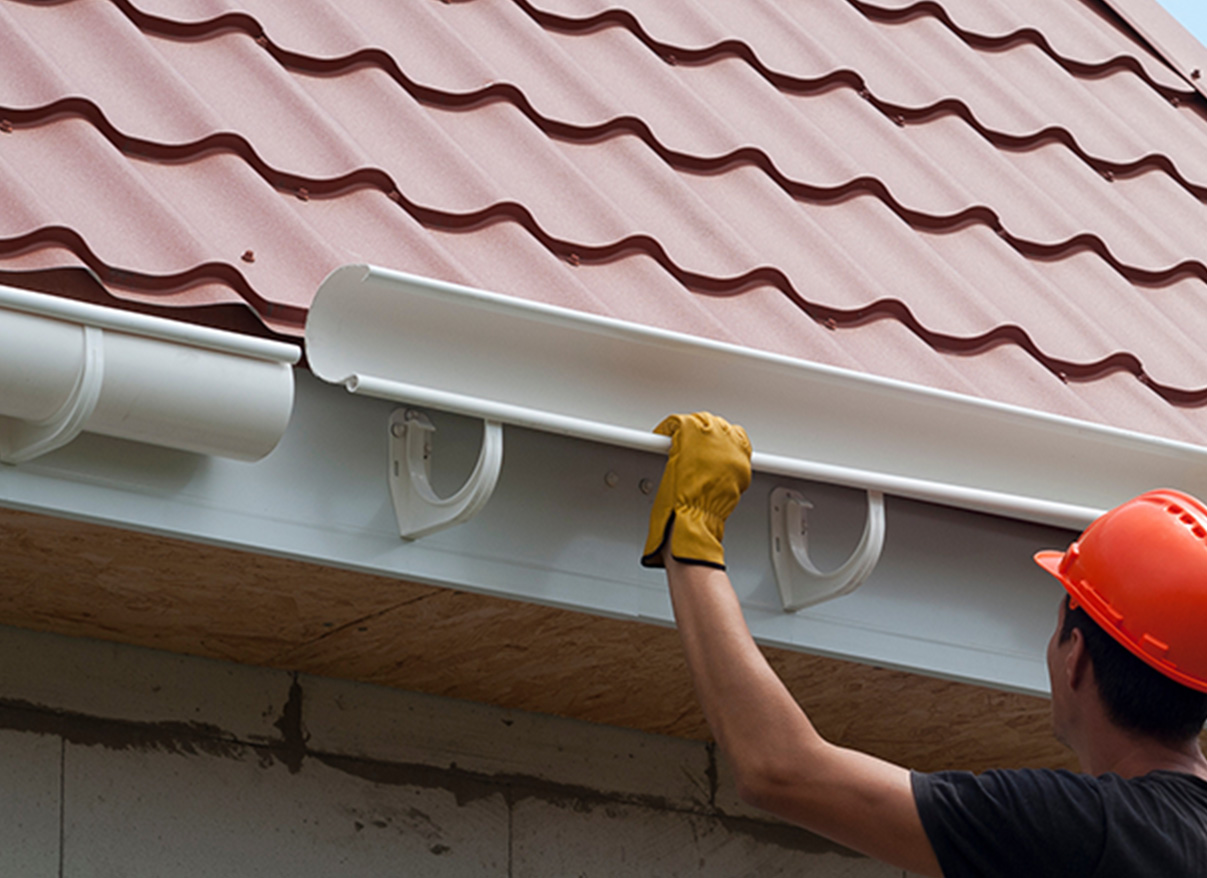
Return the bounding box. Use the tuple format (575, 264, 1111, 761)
(0, 285, 299, 462)
(308, 264, 1207, 530)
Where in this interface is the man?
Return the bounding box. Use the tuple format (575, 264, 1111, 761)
(641, 412, 1207, 876)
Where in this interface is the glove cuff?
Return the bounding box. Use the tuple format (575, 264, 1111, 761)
(641, 507, 730, 570)
(640, 513, 674, 568)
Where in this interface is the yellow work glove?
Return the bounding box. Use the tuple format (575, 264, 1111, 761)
(640, 412, 752, 570)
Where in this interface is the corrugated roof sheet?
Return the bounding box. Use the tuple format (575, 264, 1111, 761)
(4, 0, 1207, 445)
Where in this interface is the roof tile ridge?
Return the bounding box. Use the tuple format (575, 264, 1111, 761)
(501, 0, 1207, 209)
(100, 0, 262, 42)
(8, 98, 1205, 293)
(95, 0, 1207, 214)
(509, 0, 1194, 99)
(8, 220, 1202, 405)
(0, 226, 306, 330)
(15, 185, 1202, 406)
(847, 0, 1194, 99)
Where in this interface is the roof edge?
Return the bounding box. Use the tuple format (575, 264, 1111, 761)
(1103, 0, 1207, 99)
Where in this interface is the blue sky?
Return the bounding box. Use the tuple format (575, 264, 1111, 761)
(1156, 0, 1207, 47)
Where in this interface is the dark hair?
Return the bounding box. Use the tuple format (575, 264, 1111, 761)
(1060, 596, 1207, 744)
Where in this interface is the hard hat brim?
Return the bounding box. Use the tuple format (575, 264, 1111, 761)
(1033, 550, 1065, 582)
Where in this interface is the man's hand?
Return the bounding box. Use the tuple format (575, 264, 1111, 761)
(640, 412, 752, 569)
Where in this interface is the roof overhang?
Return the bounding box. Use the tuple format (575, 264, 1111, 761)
(8, 263, 1206, 700)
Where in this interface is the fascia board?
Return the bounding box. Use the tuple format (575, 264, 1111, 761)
(306, 264, 1207, 530)
(1103, 0, 1207, 99)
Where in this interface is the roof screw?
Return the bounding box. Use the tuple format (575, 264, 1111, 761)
(858, 88, 871, 101)
(1057, 371, 1068, 384)
(1192, 69, 1202, 80)
(296, 187, 310, 201)
(1170, 95, 1181, 107)
(892, 115, 905, 127)
(241, 249, 256, 263)
(388, 190, 403, 203)
(255, 35, 269, 47)
(604, 471, 620, 488)
(639, 478, 655, 495)
(567, 253, 580, 266)
(664, 53, 677, 66)
(0, 120, 11, 134)
(1102, 169, 1115, 182)
(823, 317, 838, 331)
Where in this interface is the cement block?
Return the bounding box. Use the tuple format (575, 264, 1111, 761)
(62, 739, 508, 877)
(303, 674, 714, 809)
(512, 796, 902, 877)
(0, 624, 292, 744)
(0, 730, 61, 878)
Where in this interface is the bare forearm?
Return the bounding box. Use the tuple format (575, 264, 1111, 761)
(646, 414, 938, 875)
(665, 556, 824, 788)
(664, 554, 940, 878)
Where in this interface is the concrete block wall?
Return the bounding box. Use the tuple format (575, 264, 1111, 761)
(0, 624, 919, 876)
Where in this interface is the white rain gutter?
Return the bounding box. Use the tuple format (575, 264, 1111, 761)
(306, 264, 1207, 532)
(0, 285, 300, 463)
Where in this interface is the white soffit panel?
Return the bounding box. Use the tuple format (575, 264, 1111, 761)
(307, 264, 1207, 530)
(0, 285, 300, 462)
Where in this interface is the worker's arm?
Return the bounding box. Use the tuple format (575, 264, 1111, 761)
(665, 553, 942, 876)
(639, 411, 940, 873)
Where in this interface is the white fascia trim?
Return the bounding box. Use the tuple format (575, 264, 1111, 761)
(306, 264, 1207, 530)
(0, 285, 300, 462)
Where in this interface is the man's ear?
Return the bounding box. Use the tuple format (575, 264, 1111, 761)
(1064, 627, 1092, 691)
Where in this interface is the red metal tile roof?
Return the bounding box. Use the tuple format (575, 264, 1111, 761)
(4, 0, 1207, 445)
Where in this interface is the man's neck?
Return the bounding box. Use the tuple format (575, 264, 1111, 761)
(1078, 730, 1207, 780)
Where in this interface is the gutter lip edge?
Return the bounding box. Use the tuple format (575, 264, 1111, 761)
(0, 284, 301, 365)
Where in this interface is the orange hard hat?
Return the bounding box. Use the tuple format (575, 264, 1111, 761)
(1035, 489, 1207, 694)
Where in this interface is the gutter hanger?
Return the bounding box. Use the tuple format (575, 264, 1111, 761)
(306, 265, 1207, 537)
(0, 285, 300, 463)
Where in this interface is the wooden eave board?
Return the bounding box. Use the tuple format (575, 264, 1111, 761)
(0, 505, 1074, 775)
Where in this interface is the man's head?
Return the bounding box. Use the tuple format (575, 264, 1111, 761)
(1055, 594, 1207, 745)
(1036, 490, 1207, 750)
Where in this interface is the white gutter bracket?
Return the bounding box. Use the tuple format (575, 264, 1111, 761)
(771, 487, 886, 611)
(389, 408, 504, 540)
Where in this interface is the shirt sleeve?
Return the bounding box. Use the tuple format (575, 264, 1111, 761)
(911, 769, 1108, 878)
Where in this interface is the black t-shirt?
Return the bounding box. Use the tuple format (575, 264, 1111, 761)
(912, 768, 1207, 877)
